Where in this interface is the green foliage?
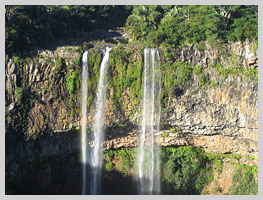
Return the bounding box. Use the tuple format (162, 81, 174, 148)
(6, 5, 132, 55)
(105, 162, 113, 171)
(204, 151, 258, 195)
(117, 148, 135, 174)
(244, 67, 258, 83)
(216, 62, 258, 83)
(211, 180, 222, 193)
(162, 126, 183, 137)
(213, 159, 223, 174)
(104, 150, 115, 171)
(160, 142, 257, 195)
(162, 61, 192, 97)
(125, 5, 258, 47)
(66, 70, 80, 96)
(109, 45, 143, 109)
(161, 146, 212, 195)
(104, 148, 136, 175)
(15, 87, 23, 104)
(195, 42, 206, 51)
(193, 65, 202, 75)
(55, 56, 65, 76)
(227, 6, 258, 42)
(87, 49, 102, 108)
(126, 6, 164, 45)
(66, 69, 80, 116)
(227, 165, 258, 195)
(193, 65, 217, 90)
(13, 88, 33, 136)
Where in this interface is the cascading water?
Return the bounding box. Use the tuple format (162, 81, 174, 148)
(138, 48, 161, 195)
(81, 50, 89, 195)
(89, 46, 112, 195)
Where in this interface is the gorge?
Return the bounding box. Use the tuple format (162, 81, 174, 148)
(5, 5, 258, 195)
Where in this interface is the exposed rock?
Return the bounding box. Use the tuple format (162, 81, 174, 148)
(5, 41, 258, 175)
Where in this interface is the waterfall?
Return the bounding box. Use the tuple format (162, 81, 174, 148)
(138, 48, 161, 195)
(81, 50, 89, 195)
(89, 46, 112, 195)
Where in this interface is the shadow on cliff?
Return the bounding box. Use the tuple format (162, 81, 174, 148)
(102, 169, 137, 195)
(6, 150, 138, 195)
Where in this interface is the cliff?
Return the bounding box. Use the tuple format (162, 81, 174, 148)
(5, 40, 258, 174)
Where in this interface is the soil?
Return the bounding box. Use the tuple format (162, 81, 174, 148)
(202, 161, 235, 195)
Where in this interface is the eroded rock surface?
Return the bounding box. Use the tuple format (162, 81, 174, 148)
(5, 41, 258, 174)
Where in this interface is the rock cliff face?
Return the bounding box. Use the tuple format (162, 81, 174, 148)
(5, 46, 82, 138)
(162, 75, 257, 156)
(5, 41, 258, 173)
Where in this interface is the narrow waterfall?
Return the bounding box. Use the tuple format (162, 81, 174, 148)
(138, 48, 161, 195)
(89, 46, 112, 195)
(81, 50, 89, 195)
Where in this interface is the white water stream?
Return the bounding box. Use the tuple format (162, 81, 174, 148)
(89, 46, 111, 194)
(81, 50, 89, 195)
(138, 48, 161, 195)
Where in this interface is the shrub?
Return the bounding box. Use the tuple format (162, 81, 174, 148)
(193, 65, 202, 75)
(161, 146, 212, 195)
(162, 61, 192, 97)
(227, 165, 258, 195)
(15, 87, 23, 104)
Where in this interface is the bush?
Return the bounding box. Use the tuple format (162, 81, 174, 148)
(193, 65, 202, 75)
(66, 69, 80, 96)
(227, 165, 258, 195)
(161, 146, 212, 195)
(216, 62, 258, 83)
(66, 68, 81, 116)
(103, 148, 136, 175)
(15, 87, 23, 104)
(162, 61, 192, 97)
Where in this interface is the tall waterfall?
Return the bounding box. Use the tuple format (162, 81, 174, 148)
(81, 50, 89, 195)
(89, 46, 112, 194)
(138, 48, 161, 195)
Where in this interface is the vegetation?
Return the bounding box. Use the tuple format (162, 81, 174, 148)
(126, 5, 258, 47)
(66, 67, 81, 116)
(87, 48, 102, 108)
(104, 147, 212, 194)
(5, 5, 258, 195)
(6, 5, 258, 113)
(104, 148, 137, 175)
(109, 45, 144, 109)
(216, 62, 258, 83)
(162, 61, 192, 98)
(6, 5, 257, 56)
(5, 5, 132, 56)
(6, 144, 257, 195)
(162, 125, 183, 137)
(227, 164, 258, 195)
(161, 146, 212, 195)
(14, 87, 23, 104)
(103, 146, 258, 195)
(12, 87, 36, 136)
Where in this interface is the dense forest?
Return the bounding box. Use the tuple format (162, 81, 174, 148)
(5, 5, 258, 55)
